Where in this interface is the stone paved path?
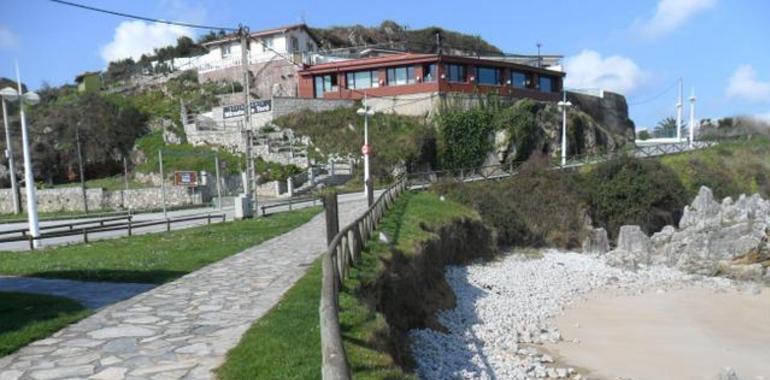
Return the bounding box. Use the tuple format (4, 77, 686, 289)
(0, 196, 369, 380)
(0, 277, 156, 310)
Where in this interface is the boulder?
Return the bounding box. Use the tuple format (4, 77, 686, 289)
(606, 225, 652, 270)
(582, 227, 610, 254)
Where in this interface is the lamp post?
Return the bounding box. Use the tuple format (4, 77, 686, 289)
(689, 88, 696, 148)
(0, 86, 21, 214)
(14, 63, 41, 248)
(557, 90, 572, 167)
(356, 94, 375, 204)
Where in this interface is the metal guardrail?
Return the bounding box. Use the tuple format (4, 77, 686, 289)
(0, 215, 133, 238)
(259, 196, 322, 216)
(0, 213, 226, 250)
(319, 178, 407, 380)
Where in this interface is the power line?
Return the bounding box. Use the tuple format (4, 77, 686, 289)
(48, 0, 237, 31)
(627, 80, 679, 106)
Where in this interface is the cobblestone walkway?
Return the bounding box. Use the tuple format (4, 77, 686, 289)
(0, 197, 369, 380)
(0, 277, 156, 310)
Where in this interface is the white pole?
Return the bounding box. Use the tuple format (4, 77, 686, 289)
(363, 94, 370, 198)
(689, 88, 696, 148)
(159, 150, 167, 218)
(676, 77, 683, 142)
(561, 90, 567, 167)
(2, 97, 20, 214)
(214, 154, 222, 210)
(16, 62, 40, 248)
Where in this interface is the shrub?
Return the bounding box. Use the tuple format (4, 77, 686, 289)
(436, 108, 494, 169)
(584, 157, 688, 238)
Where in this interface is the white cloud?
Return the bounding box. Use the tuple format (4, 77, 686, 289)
(100, 20, 192, 63)
(726, 64, 770, 103)
(564, 50, 644, 95)
(0, 25, 18, 50)
(638, 0, 716, 38)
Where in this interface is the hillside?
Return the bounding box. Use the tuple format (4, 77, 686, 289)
(310, 20, 502, 55)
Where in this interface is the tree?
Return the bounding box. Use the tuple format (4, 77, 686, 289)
(637, 130, 651, 140)
(653, 117, 687, 138)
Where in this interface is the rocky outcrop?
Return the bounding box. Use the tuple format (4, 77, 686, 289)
(582, 227, 610, 254)
(606, 186, 770, 282)
(567, 91, 635, 145)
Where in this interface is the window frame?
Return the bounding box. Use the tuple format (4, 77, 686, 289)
(476, 66, 502, 86)
(423, 63, 437, 82)
(346, 70, 379, 90)
(386, 66, 416, 86)
(445, 63, 467, 83)
(539, 75, 554, 93)
(314, 74, 338, 98)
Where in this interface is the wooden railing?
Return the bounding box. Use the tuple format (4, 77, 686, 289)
(319, 178, 407, 380)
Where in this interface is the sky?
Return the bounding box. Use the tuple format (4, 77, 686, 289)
(1, 0, 769, 129)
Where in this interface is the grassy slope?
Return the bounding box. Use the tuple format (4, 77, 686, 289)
(0, 207, 320, 284)
(134, 131, 243, 175)
(217, 191, 475, 379)
(660, 138, 770, 199)
(0, 292, 91, 356)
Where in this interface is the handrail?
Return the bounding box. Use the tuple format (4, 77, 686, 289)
(319, 177, 407, 380)
(0, 213, 226, 249)
(0, 215, 133, 238)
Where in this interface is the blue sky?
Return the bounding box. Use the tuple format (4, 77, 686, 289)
(1, 0, 769, 129)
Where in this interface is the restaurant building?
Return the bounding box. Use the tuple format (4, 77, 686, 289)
(297, 53, 566, 102)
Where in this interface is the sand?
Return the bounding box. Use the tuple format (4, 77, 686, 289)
(544, 286, 770, 380)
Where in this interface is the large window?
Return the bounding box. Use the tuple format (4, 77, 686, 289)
(314, 74, 337, 98)
(423, 63, 437, 82)
(221, 45, 231, 59)
(386, 66, 416, 86)
(346, 70, 379, 89)
(476, 66, 502, 85)
(539, 75, 554, 92)
(446, 64, 467, 82)
(511, 71, 529, 89)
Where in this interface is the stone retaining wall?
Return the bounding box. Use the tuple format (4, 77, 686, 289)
(0, 186, 199, 214)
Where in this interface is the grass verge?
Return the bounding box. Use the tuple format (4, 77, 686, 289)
(0, 292, 91, 356)
(217, 191, 477, 379)
(0, 207, 321, 284)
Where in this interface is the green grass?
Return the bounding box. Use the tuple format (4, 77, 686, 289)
(0, 207, 321, 284)
(0, 292, 91, 356)
(135, 131, 243, 175)
(217, 191, 475, 379)
(51, 176, 147, 191)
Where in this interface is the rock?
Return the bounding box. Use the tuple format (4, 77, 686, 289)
(719, 262, 765, 282)
(582, 228, 610, 254)
(717, 367, 741, 380)
(650, 225, 676, 248)
(606, 226, 652, 270)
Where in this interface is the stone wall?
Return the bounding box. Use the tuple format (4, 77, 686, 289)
(0, 186, 200, 214)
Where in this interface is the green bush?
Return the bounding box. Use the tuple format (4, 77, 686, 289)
(584, 157, 688, 238)
(437, 108, 495, 169)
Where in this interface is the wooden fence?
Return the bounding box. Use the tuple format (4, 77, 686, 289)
(319, 178, 407, 380)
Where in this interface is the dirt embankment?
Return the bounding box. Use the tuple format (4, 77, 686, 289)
(367, 217, 496, 369)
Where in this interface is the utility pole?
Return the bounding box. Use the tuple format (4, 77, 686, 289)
(689, 88, 697, 148)
(676, 77, 683, 142)
(239, 24, 257, 214)
(357, 94, 375, 204)
(536, 42, 542, 68)
(1, 92, 20, 214)
(75, 124, 88, 213)
(214, 154, 222, 210)
(123, 155, 129, 210)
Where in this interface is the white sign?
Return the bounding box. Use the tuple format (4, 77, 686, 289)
(223, 100, 272, 119)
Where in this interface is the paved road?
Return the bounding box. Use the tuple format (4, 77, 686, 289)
(0, 191, 372, 252)
(0, 194, 370, 380)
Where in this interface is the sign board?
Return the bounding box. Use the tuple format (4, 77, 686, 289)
(174, 171, 199, 187)
(361, 144, 371, 155)
(223, 100, 272, 119)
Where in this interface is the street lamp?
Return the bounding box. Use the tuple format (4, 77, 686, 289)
(0, 87, 21, 214)
(356, 94, 375, 205)
(557, 89, 572, 167)
(14, 63, 41, 248)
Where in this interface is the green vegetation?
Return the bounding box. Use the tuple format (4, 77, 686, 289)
(218, 192, 480, 379)
(311, 20, 502, 55)
(254, 158, 302, 182)
(436, 107, 495, 169)
(661, 138, 770, 199)
(0, 207, 320, 283)
(134, 131, 242, 175)
(273, 107, 436, 180)
(0, 292, 91, 356)
(52, 175, 146, 191)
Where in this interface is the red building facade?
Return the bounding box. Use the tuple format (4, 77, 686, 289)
(298, 53, 566, 102)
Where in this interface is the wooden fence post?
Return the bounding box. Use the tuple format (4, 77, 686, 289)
(323, 192, 339, 245)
